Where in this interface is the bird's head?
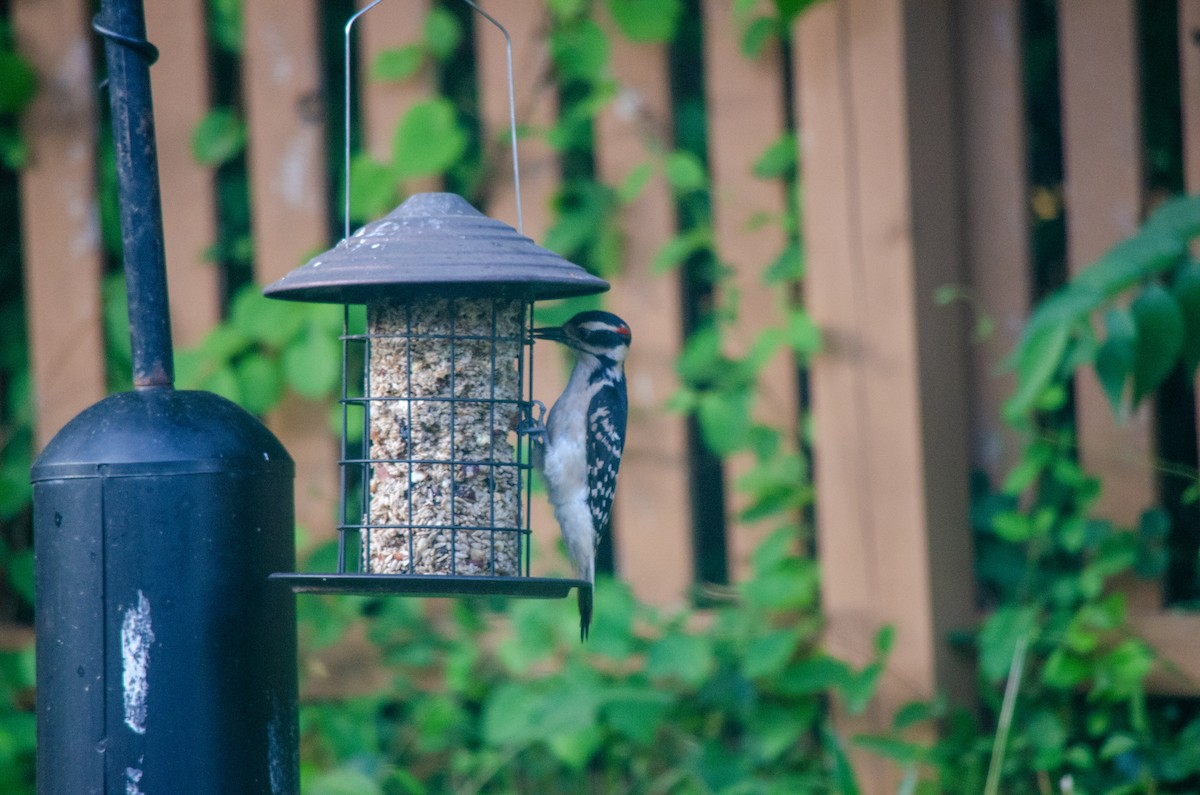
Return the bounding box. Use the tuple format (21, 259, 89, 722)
(533, 310, 632, 363)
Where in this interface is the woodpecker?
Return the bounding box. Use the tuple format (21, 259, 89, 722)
(532, 310, 631, 641)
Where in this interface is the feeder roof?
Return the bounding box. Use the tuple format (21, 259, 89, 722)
(263, 192, 610, 303)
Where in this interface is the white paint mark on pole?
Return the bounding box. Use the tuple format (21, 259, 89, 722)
(126, 766, 144, 795)
(121, 591, 154, 735)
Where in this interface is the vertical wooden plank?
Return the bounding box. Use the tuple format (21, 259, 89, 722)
(243, 0, 337, 538)
(798, 0, 974, 788)
(145, 1, 221, 347)
(1058, 1, 1157, 611)
(13, 0, 106, 448)
(701, 0, 795, 581)
(594, 27, 693, 605)
(1186, 2, 1200, 197)
(958, 0, 1030, 481)
(474, 1, 568, 571)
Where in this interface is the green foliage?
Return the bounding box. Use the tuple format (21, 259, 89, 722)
(299, 529, 885, 793)
(191, 107, 246, 166)
(175, 287, 342, 410)
(0, 33, 35, 170)
(1006, 195, 1200, 422)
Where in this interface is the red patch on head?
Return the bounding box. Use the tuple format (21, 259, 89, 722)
(617, 324, 630, 338)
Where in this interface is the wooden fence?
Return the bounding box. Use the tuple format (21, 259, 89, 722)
(11, 0, 1200, 788)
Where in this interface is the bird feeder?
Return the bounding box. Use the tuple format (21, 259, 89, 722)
(265, 192, 608, 598)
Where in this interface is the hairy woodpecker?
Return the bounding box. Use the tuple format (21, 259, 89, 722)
(532, 311, 631, 641)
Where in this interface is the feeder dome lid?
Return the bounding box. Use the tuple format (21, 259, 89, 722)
(263, 192, 610, 303)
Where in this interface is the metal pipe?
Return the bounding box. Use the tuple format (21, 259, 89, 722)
(95, 0, 174, 389)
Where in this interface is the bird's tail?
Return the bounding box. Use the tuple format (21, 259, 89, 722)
(578, 585, 593, 642)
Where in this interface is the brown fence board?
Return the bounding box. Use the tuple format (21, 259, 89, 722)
(798, 1, 975, 787)
(474, 0, 569, 574)
(700, 0, 794, 581)
(594, 26, 693, 605)
(360, 0, 436, 193)
(1058, 0, 1159, 612)
(243, 0, 337, 539)
(13, 0, 107, 448)
(958, 0, 1031, 482)
(146, 0, 221, 347)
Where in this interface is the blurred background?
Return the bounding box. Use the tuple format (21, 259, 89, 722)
(3, 0, 1200, 792)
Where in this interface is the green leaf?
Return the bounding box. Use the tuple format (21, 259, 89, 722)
(1099, 733, 1139, 760)
(228, 287, 305, 348)
(602, 692, 671, 743)
(208, 0, 242, 53)
(744, 630, 801, 679)
(651, 227, 711, 273)
(305, 769, 383, 795)
(423, 7, 463, 61)
(1173, 259, 1200, 376)
(549, 20, 610, 82)
(606, 0, 682, 42)
(783, 310, 822, 356)
(1094, 307, 1136, 414)
(234, 354, 283, 415)
(742, 16, 777, 59)
(1003, 322, 1071, 422)
(645, 633, 715, 686)
(697, 390, 752, 454)
(1140, 193, 1200, 240)
(978, 606, 1036, 683)
(1131, 282, 1184, 403)
(0, 127, 29, 170)
(371, 45, 425, 82)
(776, 655, 852, 696)
(348, 153, 398, 223)
(6, 548, 33, 606)
(191, 107, 246, 166)
(0, 51, 37, 115)
(765, 243, 805, 283)
(1073, 231, 1185, 297)
(282, 323, 340, 399)
(617, 161, 654, 203)
(853, 734, 922, 765)
(392, 98, 467, 180)
(664, 150, 707, 193)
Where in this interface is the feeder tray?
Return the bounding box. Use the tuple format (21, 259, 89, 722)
(265, 193, 606, 599)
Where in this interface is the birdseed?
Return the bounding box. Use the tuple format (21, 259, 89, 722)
(363, 296, 524, 576)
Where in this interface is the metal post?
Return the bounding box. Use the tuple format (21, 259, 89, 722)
(94, 0, 173, 388)
(32, 1, 300, 791)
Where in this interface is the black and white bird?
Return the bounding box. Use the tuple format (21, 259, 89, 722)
(532, 311, 631, 641)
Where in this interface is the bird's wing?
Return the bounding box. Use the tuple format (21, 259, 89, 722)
(586, 381, 627, 542)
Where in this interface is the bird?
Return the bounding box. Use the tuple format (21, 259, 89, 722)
(532, 310, 631, 641)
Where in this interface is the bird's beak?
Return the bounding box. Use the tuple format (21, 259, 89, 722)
(532, 326, 567, 343)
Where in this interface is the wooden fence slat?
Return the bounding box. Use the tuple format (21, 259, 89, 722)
(242, 0, 337, 539)
(798, 1, 974, 788)
(594, 25, 693, 606)
(360, 0, 436, 192)
(13, 0, 107, 448)
(1132, 0, 1200, 693)
(145, 0, 221, 348)
(700, 0, 794, 581)
(1058, 0, 1159, 613)
(958, 0, 1030, 482)
(474, 0, 570, 574)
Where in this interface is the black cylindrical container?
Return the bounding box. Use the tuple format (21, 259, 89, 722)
(31, 388, 297, 794)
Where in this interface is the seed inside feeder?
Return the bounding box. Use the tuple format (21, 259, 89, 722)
(364, 296, 523, 576)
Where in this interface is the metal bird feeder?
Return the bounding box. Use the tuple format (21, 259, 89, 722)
(264, 193, 608, 598)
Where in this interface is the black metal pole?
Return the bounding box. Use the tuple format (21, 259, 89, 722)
(95, 0, 174, 388)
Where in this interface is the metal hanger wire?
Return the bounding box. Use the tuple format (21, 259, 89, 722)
(343, 0, 524, 240)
